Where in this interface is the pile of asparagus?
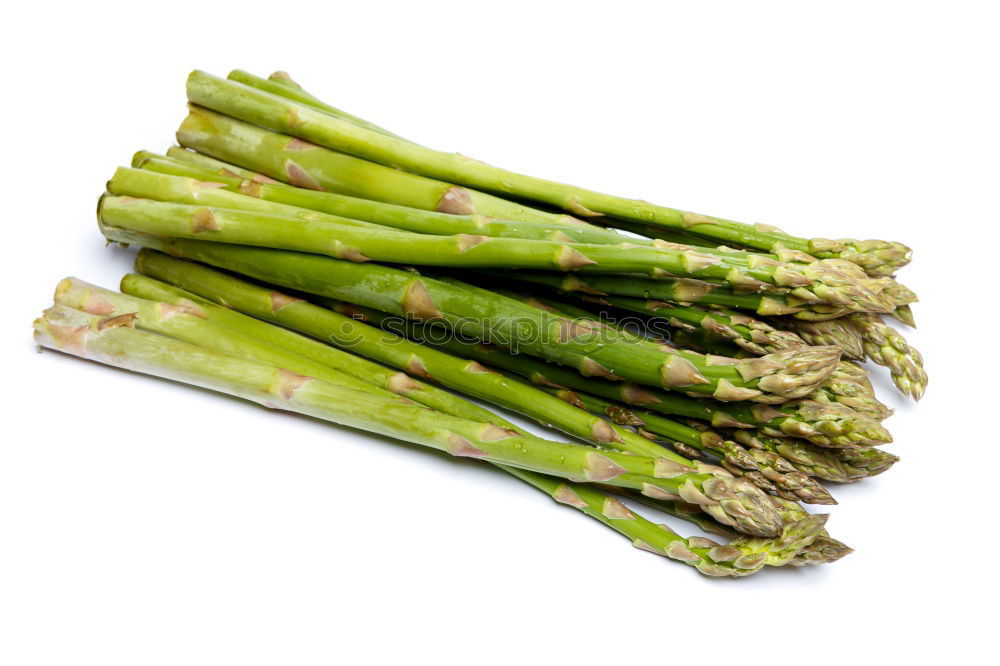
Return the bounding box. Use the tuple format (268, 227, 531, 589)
(35, 69, 924, 576)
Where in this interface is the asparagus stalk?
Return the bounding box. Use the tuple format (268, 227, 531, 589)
(849, 314, 928, 400)
(166, 146, 282, 182)
(186, 70, 911, 277)
(123, 256, 687, 462)
(506, 470, 773, 576)
(228, 69, 407, 141)
(513, 291, 880, 477)
(504, 271, 858, 320)
(41, 302, 784, 537)
(124, 254, 802, 563)
(114, 255, 784, 571)
(177, 104, 572, 225)
(129, 156, 655, 246)
(129, 251, 802, 526)
(550, 388, 836, 505)
(665, 326, 894, 421)
(99, 226, 841, 403)
(338, 301, 890, 448)
(626, 495, 847, 566)
(566, 292, 810, 355)
(99, 191, 883, 311)
(51, 277, 415, 400)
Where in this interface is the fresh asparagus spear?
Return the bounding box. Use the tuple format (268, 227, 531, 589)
(506, 470, 773, 576)
(666, 327, 894, 421)
(99, 191, 884, 311)
(186, 70, 910, 277)
(228, 69, 407, 141)
(562, 292, 810, 355)
(490, 292, 881, 481)
(98, 225, 841, 403)
(128, 157, 656, 246)
(57, 275, 504, 423)
(503, 271, 858, 320)
(112, 256, 784, 571)
(52, 277, 417, 399)
(39, 303, 783, 537)
(549, 388, 836, 505)
(166, 146, 282, 182)
(849, 314, 928, 400)
(625, 495, 847, 566)
(177, 104, 571, 225)
(335, 300, 890, 448)
(124, 254, 804, 564)
(121, 259, 685, 462)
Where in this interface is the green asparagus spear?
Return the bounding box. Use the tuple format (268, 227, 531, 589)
(549, 388, 836, 505)
(186, 70, 910, 277)
(505, 470, 772, 576)
(39, 303, 783, 537)
(128, 157, 653, 246)
(330, 301, 890, 448)
(122, 258, 687, 462)
(99, 189, 884, 310)
(503, 271, 857, 320)
(228, 69, 407, 141)
(98, 226, 841, 403)
(125, 253, 805, 560)
(625, 495, 846, 566)
(176, 104, 570, 225)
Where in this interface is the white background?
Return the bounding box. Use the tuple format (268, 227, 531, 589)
(2, 1, 996, 663)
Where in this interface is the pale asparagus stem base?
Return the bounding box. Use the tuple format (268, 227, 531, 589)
(185, 70, 910, 277)
(98, 225, 842, 404)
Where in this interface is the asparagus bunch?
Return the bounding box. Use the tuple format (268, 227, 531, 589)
(35, 67, 925, 575)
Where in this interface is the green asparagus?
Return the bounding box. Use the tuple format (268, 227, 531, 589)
(186, 70, 911, 277)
